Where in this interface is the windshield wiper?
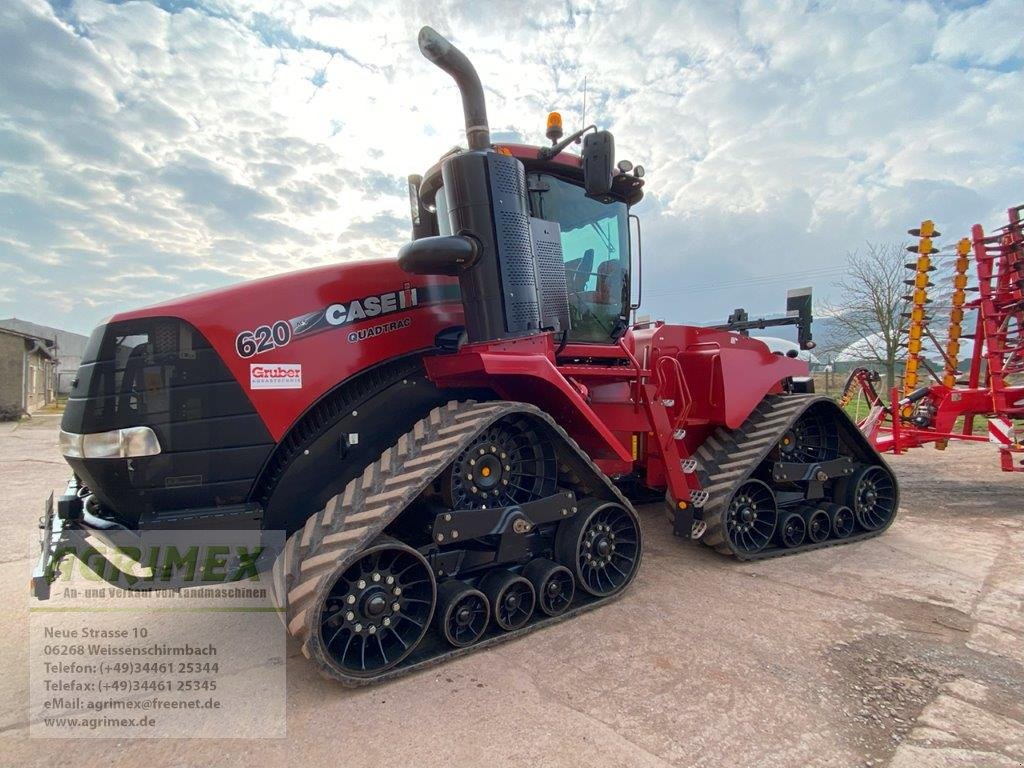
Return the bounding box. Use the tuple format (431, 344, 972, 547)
(590, 221, 615, 255)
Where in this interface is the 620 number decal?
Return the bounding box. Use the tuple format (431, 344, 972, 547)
(236, 321, 291, 358)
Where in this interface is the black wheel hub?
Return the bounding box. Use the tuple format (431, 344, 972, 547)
(852, 466, 897, 531)
(777, 411, 839, 463)
(726, 481, 778, 554)
(445, 417, 557, 509)
(584, 525, 616, 569)
(560, 502, 640, 598)
(362, 591, 389, 619)
(439, 585, 489, 647)
(320, 543, 435, 676)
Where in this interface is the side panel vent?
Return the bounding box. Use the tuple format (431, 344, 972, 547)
(531, 218, 570, 334)
(489, 154, 540, 334)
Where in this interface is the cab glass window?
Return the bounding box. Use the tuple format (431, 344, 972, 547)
(528, 173, 629, 342)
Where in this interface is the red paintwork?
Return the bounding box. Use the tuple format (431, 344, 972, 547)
(496, 143, 583, 170)
(114, 259, 462, 440)
(112, 246, 805, 500)
(426, 320, 806, 503)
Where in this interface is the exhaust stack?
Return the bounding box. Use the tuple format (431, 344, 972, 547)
(399, 27, 569, 343)
(418, 26, 491, 151)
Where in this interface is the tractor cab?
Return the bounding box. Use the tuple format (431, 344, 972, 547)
(409, 139, 644, 345)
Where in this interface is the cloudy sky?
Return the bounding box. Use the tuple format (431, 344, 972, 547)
(0, 0, 1021, 335)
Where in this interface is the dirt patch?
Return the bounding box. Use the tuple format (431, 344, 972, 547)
(828, 621, 1024, 767)
(828, 634, 953, 766)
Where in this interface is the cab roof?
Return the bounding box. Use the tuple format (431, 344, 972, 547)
(419, 142, 644, 209)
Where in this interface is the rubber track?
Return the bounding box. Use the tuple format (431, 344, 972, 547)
(275, 399, 639, 685)
(682, 393, 898, 560)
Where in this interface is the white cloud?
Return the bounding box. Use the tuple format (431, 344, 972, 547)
(934, 0, 1024, 68)
(0, 0, 1020, 334)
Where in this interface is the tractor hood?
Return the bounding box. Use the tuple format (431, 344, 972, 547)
(60, 258, 461, 522)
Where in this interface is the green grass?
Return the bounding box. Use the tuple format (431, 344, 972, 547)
(839, 398, 872, 422)
(835, 394, 1017, 434)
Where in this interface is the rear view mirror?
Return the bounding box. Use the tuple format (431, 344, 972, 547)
(786, 287, 814, 350)
(407, 174, 438, 239)
(582, 130, 615, 200)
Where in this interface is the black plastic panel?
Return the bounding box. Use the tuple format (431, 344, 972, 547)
(61, 317, 274, 524)
(440, 150, 543, 343)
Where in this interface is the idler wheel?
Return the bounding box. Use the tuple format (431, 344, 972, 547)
(318, 539, 435, 677)
(555, 499, 641, 597)
(843, 465, 897, 531)
(723, 479, 778, 555)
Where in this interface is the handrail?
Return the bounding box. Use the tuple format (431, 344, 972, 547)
(654, 354, 694, 428)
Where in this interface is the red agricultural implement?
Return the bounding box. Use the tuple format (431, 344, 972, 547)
(843, 207, 1024, 472)
(34, 28, 899, 684)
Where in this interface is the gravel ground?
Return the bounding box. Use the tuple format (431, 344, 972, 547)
(0, 412, 1021, 767)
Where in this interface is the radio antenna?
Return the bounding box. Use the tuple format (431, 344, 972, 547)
(581, 76, 587, 132)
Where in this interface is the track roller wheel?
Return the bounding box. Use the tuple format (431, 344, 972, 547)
(435, 581, 489, 648)
(802, 506, 831, 543)
(522, 558, 575, 617)
(842, 465, 897, 531)
(776, 510, 806, 548)
(317, 537, 436, 678)
(724, 479, 778, 555)
(555, 499, 641, 597)
(480, 570, 535, 631)
(828, 503, 855, 539)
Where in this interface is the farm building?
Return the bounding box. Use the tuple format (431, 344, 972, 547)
(0, 326, 56, 419)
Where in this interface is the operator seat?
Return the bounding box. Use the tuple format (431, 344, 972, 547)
(594, 260, 623, 305)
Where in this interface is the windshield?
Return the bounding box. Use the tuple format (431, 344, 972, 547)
(528, 173, 630, 343)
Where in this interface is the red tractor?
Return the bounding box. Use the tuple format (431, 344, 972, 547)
(35, 28, 898, 684)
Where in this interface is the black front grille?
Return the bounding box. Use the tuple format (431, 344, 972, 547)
(62, 317, 274, 525)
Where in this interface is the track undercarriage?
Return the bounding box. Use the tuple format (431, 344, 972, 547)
(275, 400, 642, 685)
(679, 394, 899, 559)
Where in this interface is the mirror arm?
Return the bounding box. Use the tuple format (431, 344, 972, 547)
(538, 125, 596, 160)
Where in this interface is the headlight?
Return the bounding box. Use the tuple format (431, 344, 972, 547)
(59, 427, 162, 459)
(58, 430, 84, 458)
(82, 430, 123, 459)
(120, 427, 162, 457)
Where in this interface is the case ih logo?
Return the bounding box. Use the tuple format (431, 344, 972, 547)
(323, 287, 419, 328)
(250, 363, 302, 390)
(236, 284, 457, 360)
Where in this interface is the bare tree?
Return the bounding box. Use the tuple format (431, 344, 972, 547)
(823, 242, 909, 387)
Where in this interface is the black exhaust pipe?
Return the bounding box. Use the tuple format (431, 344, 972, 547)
(399, 26, 569, 343)
(418, 26, 490, 151)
